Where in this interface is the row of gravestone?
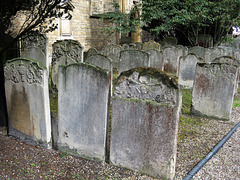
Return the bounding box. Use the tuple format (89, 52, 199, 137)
(18, 31, 240, 91)
(4, 31, 240, 179)
(4, 57, 181, 180)
(4, 57, 238, 179)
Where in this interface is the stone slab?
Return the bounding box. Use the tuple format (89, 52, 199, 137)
(58, 63, 111, 161)
(4, 58, 51, 148)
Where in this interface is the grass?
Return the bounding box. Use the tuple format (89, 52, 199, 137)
(178, 84, 240, 143)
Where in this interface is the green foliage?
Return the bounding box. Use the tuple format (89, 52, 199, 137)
(141, 0, 240, 46)
(0, 0, 74, 56)
(101, 1, 141, 36)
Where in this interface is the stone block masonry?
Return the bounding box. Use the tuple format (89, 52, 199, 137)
(57, 62, 111, 161)
(110, 67, 182, 180)
(4, 58, 51, 148)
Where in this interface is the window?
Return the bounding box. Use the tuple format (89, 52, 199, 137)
(59, 14, 72, 38)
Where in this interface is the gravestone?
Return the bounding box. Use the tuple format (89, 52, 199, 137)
(191, 62, 237, 120)
(147, 49, 164, 71)
(205, 47, 229, 63)
(21, 31, 49, 69)
(218, 46, 233, 56)
(189, 46, 205, 59)
(85, 54, 112, 71)
(163, 37, 178, 46)
(119, 37, 133, 45)
(212, 56, 240, 94)
(177, 45, 189, 57)
(135, 42, 143, 50)
(110, 68, 181, 180)
(118, 50, 150, 75)
(178, 54, 204, 89)
(4, 58, 51, 148)
(58, 63, 111, 161)
(143, 40, 161, 51)
(163, 46, 179, 75)
(233, 50, 240, 61)
(51, 39, 83, 92)
(84, 47, 98, 61)
(101, 44, 121, 70)
(198, 34, 213, 48)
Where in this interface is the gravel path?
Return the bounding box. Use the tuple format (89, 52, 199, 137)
(193, 109, 240, 180)
(175, 107, 240, 180)
(0, 108, 240, 180)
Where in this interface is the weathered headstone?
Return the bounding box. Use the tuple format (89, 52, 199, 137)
(189, 46, 205, 59)
(21, 31, 49, 69)
(84, 47, 98, 61)
(212, 56, 240, 94)
(58, 63, 111, 161)
(205, 47, 229, 63)
(143, 40, 161, 51)
(118, 50, 150, 75)
(198, 34, 213, 48)
(147, 49, 164, 71)
(233, 50, 240, 61)
(4, 58, 51, 148)
(178, 54, 204, 89)
(101, 44, 121, 70)
(51, 39, 83, 92)
(119, 37, 133, 45)
(135, 42, 143, 50)
(163, 46, 179, 75)
(177, 45, 189, 57)
(85, 54, 112, 71)
(110, 68, 181, 180)
(163, 37, 178, 46)
(218, 46, 233, 56)
(191, 62, 237, 120)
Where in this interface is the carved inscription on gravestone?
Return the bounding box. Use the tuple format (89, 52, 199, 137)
(4, 59, 43, 85)
(114, 68, 178, 105)
(21, 31, 47, 55)
(111, 67, 181, 179)
(52, 40, 83, 65)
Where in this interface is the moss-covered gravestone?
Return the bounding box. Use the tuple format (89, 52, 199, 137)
(110, 67, 181, 180)
(143, 40, 161, 51)
(4, 58, 51, 148)
(57, 63, 111, 161)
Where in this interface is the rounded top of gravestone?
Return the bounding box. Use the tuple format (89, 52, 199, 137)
(212, 56, 240, 67)
(119, 37, 133, 45)
(21, 31, 47, 53)
(186, 53, 205, 62)
(163, 37, 178, 46)
(52, 39, 83, 63)
(143, 40, 161, 51)
(4, 58, 46, 85)
(113, 67, 179, 105)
